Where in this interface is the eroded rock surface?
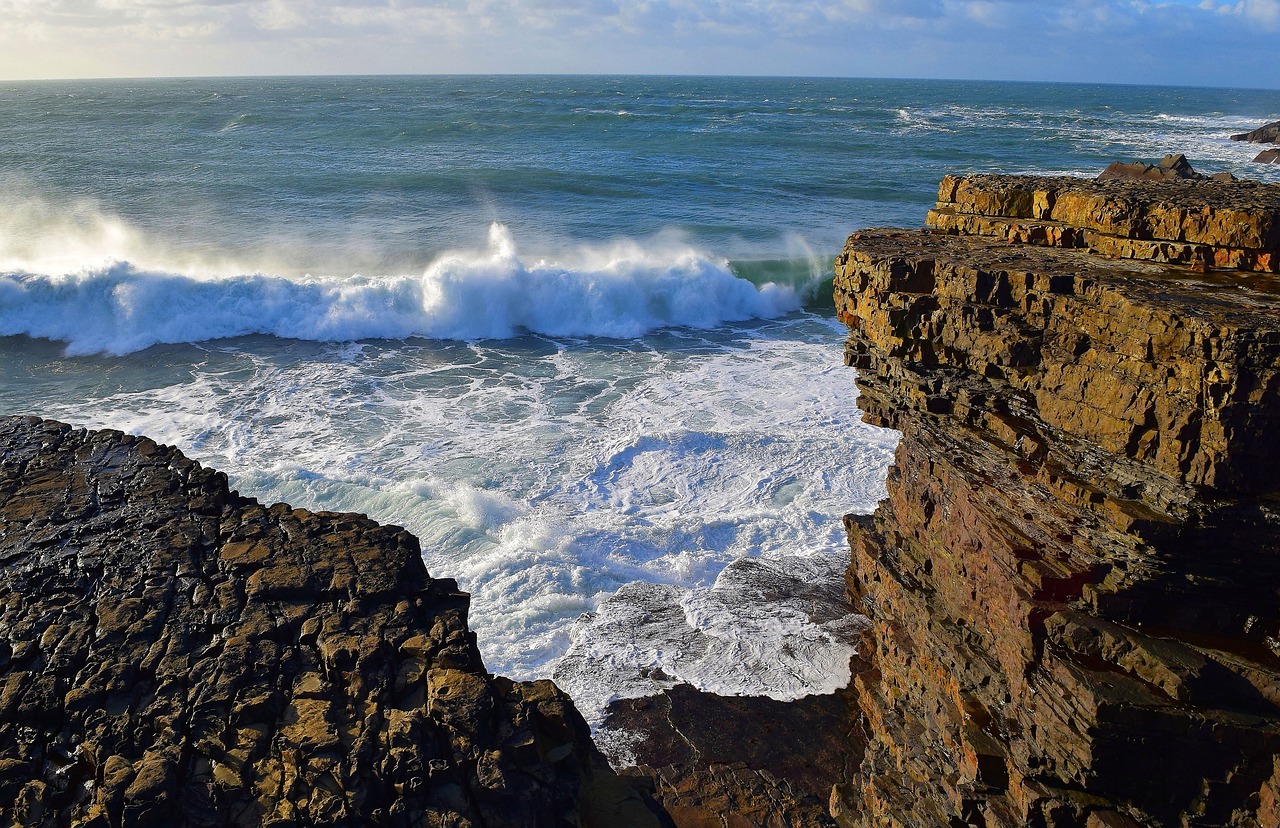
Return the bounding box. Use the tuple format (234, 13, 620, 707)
(0, 416, 667, 828)
(832, 175, 1280, 826)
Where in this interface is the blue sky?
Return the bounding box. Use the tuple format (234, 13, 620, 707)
(0, 0, 1276, 88)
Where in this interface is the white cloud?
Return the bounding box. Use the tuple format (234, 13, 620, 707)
(0, 0, 1276, 83)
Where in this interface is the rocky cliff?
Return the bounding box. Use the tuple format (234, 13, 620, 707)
(0, 416, 667, 828)
(832, 175, 1280, 826)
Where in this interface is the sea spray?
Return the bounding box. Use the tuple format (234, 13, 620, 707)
(0, 223, 805, 354)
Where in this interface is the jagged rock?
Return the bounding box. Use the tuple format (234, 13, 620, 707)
(602, 682, 866, 828)
(832, 175, 1280, 827)
(1257, 149, 1280, 164)
(0, 416, 669, 828)
(1233, 120, 1280, 144)
(1097, 153, 1212, 182)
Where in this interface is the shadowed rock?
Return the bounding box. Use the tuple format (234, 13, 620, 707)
(0, 416, 669, 828)
(1257, 149, 1280, 164)
(1233, 120, 1280, 144)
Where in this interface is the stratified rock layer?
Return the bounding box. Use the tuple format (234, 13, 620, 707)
(833, 175, 1280, 827)
(927, 173, 1280, 272)
(0, 416, 666, 828)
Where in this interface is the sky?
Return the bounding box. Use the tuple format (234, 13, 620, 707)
(0, 0, 1276, 88)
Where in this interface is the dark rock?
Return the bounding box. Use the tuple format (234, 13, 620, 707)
(0, 416, 669, 828)
(833, 175, 1280, 826)
(1233, 120, 1280, 144)
(1097, 153, 1211, 181)
(1257, 149, 1280, 164)
(602, 679, 868, 828)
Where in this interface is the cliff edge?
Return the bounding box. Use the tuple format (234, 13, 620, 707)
(0, 416, 667, 827)
(833, 174, 1280, 826)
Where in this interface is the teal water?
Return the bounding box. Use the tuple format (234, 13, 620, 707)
(2, 76, 1278, 732)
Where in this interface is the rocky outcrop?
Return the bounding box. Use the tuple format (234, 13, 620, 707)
(0, 416, 667, 828)
(832, 175, 1280, 826)
(1233, 121, 1280, 144)
(602, 682, 866, 828)
(1096, 153, 1231, 183)
(926, 172, 1280, 272)
(1257, 149, 1280, 165)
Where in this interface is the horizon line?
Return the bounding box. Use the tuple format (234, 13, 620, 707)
(2, 70, 1279, 95)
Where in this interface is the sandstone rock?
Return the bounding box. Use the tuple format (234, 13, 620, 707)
(928, 172, 1280, 272)
(1257, 149, 1280, 164)
(1233, 120, 1280, 144)
(832, 175, 1280, 826)
(0, 416, 669, 828)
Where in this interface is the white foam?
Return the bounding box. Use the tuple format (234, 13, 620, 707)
(0, 223, 804, 355)
(10, 320, 899, 723)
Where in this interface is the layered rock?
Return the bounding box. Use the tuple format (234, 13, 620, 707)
(926, 172, 1280, 272)
(832, 175, 1280, 826)
(0, 416, 667, 828)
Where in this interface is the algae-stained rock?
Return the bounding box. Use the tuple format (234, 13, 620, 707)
(0, 416, 666, 828)
(832, 177, 1280, 827)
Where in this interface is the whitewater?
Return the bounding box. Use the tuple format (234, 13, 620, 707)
(2, 75, 1278, 731)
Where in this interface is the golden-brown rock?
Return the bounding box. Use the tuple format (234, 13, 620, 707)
(832, 175, 1280, 827)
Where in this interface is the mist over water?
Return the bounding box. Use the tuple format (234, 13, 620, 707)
(2, 75, 1278, 725)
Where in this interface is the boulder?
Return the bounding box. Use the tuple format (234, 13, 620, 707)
(1233, 119, 1280, 144)
(1256, 148, 1280, 164)
(1097, 153, 1213, 181)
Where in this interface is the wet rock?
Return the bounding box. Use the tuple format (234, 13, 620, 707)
(832, 175, 1280, 826)
(1233, 120, 1280, 144)
(1257, 149, 1280, 164)
(0, 416, 668, 828)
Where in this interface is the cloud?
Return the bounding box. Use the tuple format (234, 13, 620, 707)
(0, 0, 1276, 85)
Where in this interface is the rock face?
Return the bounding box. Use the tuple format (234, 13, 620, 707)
(1257, 149, 1280, 165)
(832, 175, 1280, 826)
(0, 416, 667, 828)
(1233, 121, 1280, 144)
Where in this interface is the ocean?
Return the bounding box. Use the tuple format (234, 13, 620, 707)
(2, 75, 1278, 728)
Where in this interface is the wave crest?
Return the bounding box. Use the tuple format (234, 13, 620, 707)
(0, 224, 803, 355)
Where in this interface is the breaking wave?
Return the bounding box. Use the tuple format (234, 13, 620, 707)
(0, 223, 809, 355)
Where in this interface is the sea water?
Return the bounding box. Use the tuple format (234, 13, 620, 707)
(2, 76, 1277, 727)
